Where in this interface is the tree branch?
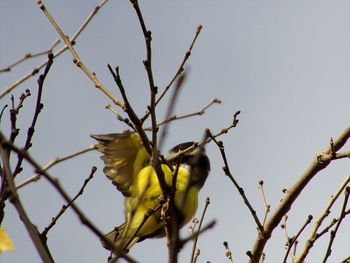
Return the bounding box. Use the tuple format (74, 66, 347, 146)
(16, 145, 95, 189)
(0, 39, 60, 73)
(1, 0, 109, 99)
(248, 125, 350, 263)
(41, 166, 96, 237)
(0, 142, 54, 262)
(0, 132, 137, 263)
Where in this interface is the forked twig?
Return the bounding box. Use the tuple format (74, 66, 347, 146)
(34, 0, 123, 108)
(107, 65, 151, 155)
(296, 173, 350, 261)
(258, 180, 270, 227)
(9, 89, 31, 144)
(0, 39, 60, 73)
(1, 0, 109, 99)
(282, 215, 313, 263)
(316, 207, 350, 239)
(322, 186, 350, 263)
(190, 197, 211, 263)
(9, 53, 54, 181)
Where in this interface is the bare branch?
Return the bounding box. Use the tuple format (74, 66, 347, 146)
(282, 215, 313, 263)
(9, 89, 32, 144)
(158, 71, 187, 151)
(0, 39, 60, 73)
(1, 0, 109, 99)
(190, 197, 211, 263)
(258, 180, 270, 227)
(179, 220, 216, 248)
(322, 186, 350, 263)
(141, 24, 203, 123)
(338, 255, 350, 263)
(144, 98, 221, 131)
(16, 145, 95, 189)
(316, 206, 350, 239)
(207, 130, 264, 232)
(107, 65, 152, 155)
(0, 141, 54, 262)
(205, 111, 240, 143)
(296, 173, 350, 261)
(249, 125, 350, 263)
(41, 166, 96, 237)
(105, 104, 136, 131)
(129, 0, 158, 145)
(11, 54, 54, 179)
(34, 0, 123, 108)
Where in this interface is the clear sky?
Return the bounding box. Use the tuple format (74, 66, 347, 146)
(1, 0, 349, 262)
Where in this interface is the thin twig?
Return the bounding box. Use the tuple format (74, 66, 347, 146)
(9, 89, 31, 144)
(0, 39, 60, 73)
(1, 0, 109, 99)
(322, 186, 350, 263)
(130, 0, 158, 146)
(282, 215, 313, 263)
(223, 241, 235, 263)
(338, 255, 350, 263)
(41, 166, 96, 237)
(207, 130, 264, 232)
(316, 207, 350, 239)
(105, 104, 136, 131)
(11, 54, 54, 179)
(157, 71, 187, 151)
(179, 220, 216, 248)
(144, 98, 221, 131)
(190, 197, 211, 263)
(107, 65, 151, 155)
(16, 145, 95, 189)
(0, 105, 8, 124)
(160, 111, 240, 162)
(296, 173, 350, 261)
(281, 215, 289, 246)
(206, 111, 240, 143)
(141, 24, 203, 124)
(34, 0, 123, 107)
(258, 180, 270, 227)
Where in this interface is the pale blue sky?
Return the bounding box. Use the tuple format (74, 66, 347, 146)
(1, 0, 349, 262)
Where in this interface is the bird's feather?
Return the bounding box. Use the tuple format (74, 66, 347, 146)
(90, 132, 149, 197)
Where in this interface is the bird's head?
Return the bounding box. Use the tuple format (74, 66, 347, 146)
(166, 142, 210, 189)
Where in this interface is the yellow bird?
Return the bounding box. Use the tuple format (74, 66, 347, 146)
(91, 132, 210, 252)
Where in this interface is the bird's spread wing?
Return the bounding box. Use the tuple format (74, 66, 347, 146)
(91, 132, 150, 197)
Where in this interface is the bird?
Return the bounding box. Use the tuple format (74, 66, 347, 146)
(91, 131, 210, 252)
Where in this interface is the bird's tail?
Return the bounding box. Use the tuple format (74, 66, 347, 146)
(101, 223, 140, 253)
